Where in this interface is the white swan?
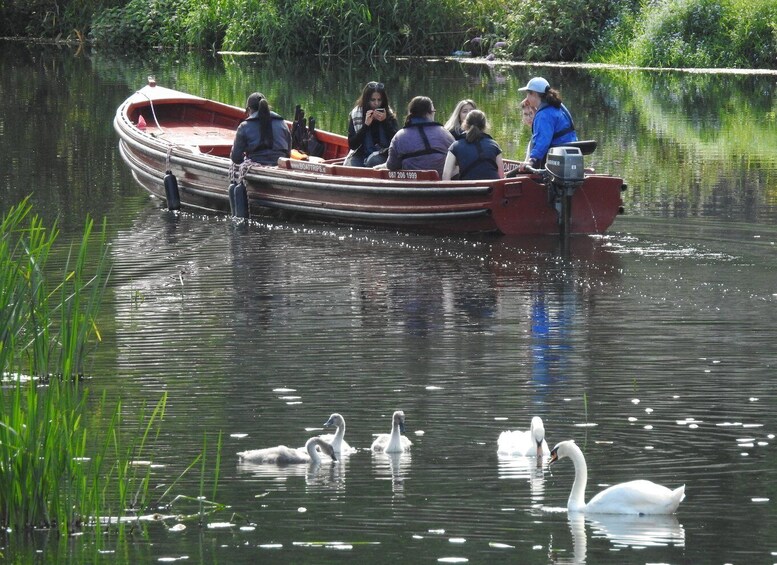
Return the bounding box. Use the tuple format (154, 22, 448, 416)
(497, 416, 550, 458)
(370, 410, 412, 453)
(549, 440, 685, 515)
(237, 436, 337, 465)
(320, 413, 355, 454)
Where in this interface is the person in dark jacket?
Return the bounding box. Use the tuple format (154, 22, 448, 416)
(442, 110, 504, 181)
(230, 92, 291, 166)
(344, 81, 399, 167)
(516, 76, 577, 171)
(385, 96, 454, 177)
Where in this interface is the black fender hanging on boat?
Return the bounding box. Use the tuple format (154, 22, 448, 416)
(163, 170, 181, 211)
(229, 181, 249, 219)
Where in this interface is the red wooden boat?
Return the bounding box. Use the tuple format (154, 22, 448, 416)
(114, 81, 626, 235)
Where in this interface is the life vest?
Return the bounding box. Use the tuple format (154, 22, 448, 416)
(455, 135, 500, 180)
(248, 113, 285, 152)
(397, 122, 448, 163)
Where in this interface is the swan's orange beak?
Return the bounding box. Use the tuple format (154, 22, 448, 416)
(549, 449, 559, 465)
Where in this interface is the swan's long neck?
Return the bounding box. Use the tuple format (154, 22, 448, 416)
(387, 421, 402, 451)
(306, 438, 323, 464)
(332, 422, 345, 449)
(566, 443, 588, 512)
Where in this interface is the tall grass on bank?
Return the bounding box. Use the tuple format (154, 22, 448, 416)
(0, 0, 124, 41)
(1, 200, 223, 533)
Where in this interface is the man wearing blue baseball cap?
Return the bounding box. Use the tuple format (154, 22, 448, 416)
(517, 76, 577, 171)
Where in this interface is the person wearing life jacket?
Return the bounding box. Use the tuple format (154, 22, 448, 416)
(386, 96, 455, 178)
(344, 81, 399, 167)
(230, 92, 291, 166)
(442, 109, 504, 181)
(517, 77, 577, 172)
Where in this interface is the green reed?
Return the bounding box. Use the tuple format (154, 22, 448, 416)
(1, 200, 223, 534)
(1, 198, 108, 530)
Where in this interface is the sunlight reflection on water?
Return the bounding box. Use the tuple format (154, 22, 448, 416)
(43, 202, 777, 563)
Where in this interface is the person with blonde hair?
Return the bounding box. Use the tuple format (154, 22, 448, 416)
(444, 99, 477, 140)
(520, 97, 536, 160)
(442, 109, 504, 181)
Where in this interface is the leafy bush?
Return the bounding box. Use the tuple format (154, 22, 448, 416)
(726, 0, 777, 68)
(504, 0, 631, 61)
(91, 0, 505, 56)
(8, 0, 777, 66)
(628, 0, 733, 67)
(221, 0, 474, 57)
(598, 0, 777, 68)
(0, 0, 124, 40)
(179, 0, 231, 51)
(91, 0, 187, 51)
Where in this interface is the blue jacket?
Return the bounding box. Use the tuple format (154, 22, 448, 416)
(231, 111, 291, 165)
(449, 134, 502, 180)
(529, 103, 577, 163)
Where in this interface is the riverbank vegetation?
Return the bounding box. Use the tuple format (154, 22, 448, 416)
(0, 200, 222, 533)
(2, 0, 776, 68)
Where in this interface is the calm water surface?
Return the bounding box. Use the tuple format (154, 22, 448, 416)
(2, 43, 777, 564)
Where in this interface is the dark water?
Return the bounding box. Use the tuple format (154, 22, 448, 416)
(2, 42, 777, 564)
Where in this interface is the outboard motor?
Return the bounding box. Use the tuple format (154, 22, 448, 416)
(544, 146, 585, 236)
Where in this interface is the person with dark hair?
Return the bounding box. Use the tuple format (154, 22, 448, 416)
(344, 81, 399, 167)
(230, 92, 291, 166)
(385, 96, 455, 177)
(442, 109, 504, 181)
(444, 99, 477, 140)
(517, 76, 577, 171)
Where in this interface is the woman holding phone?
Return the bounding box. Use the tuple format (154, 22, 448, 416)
(344, 81, 399, 167)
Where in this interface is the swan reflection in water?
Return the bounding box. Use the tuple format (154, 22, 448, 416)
(371, 451, 412, 495)
(587, 512, 685, 547)
(236, 457, 348, 491)
(548, 512, 685, 564)
(497, 453, 548, 504)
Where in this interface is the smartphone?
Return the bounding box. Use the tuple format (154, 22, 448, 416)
(376, 108, 385, 113)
